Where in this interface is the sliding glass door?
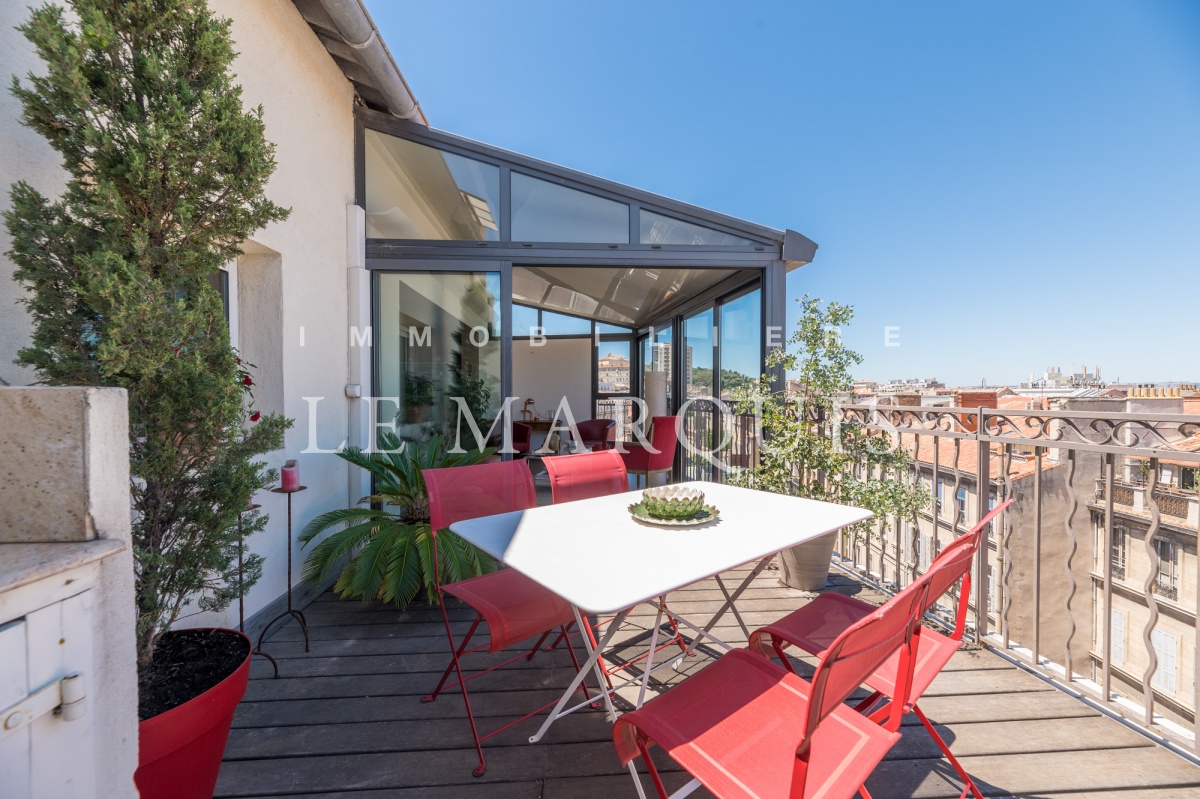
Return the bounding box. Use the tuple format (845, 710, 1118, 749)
(644, 280, 763, 482)
(682, 307, 717, 481)
(376, 270, 502, 444)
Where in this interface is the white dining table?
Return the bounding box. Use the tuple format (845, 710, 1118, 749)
(449, 479, 873, 755)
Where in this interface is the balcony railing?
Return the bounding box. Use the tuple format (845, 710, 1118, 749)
(1152, 578, 1180, 601)
(768, 402, 1200, 750)
(1098, 478, 1199, 526)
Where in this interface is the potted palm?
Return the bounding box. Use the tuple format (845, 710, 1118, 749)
(301, 432, 495, 607)
(730, 297, 926, 590)
(6, 2, 290, 797)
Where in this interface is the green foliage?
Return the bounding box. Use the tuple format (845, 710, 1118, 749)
(300, 433, 496, 608)
(5, 0, 292, 667)
(403, 372, 436, 408)
(730, 296, 927, 536)
(688, 367, 753, 392)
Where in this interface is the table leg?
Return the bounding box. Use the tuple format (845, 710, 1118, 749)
(636, 604, 665, 709)
(714, 574, 752, 639)
(529, 608, 628, 744)
(676, 556, 773, 661)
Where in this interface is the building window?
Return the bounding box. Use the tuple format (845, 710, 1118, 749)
(1183, 468, 1197, 491)
(207, 268, 230, 325)
(987, 494, 997, 539)
(1111, 610, 1125, 667)
(1151, 628, 1177, 693)
(914, 535, 932, 572)
(1154, 539, 1178, 600)
(1111, 526, 1127, 580)
(956, 486, 968, 525)
(987, 564, 995, 607)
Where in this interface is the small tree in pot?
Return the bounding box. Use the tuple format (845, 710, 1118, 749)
(730, 296, 926, 589)
(6, 1, 290, 796)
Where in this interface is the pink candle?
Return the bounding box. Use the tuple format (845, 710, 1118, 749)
(281, 459, 300, 492)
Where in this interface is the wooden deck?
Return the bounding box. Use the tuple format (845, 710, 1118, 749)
(217, 565, 1200, 799)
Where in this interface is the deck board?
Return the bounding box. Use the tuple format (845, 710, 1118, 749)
(219, 567, 1200, 799)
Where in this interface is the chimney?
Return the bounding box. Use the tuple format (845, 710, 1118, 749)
(955, 389, 999, 433)
(894, 393, 922, 407)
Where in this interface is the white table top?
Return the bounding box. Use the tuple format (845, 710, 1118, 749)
(449, 481, 872, 614)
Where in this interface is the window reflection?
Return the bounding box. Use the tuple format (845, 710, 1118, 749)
(377, 272, 502, 444)
(718, 289, 761, 398)
(511, 173, 629, 243)
(365, 130, 500, 241)
(640, 210, 753, 246)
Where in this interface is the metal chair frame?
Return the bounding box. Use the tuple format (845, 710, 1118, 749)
(421, 460, 592, 777)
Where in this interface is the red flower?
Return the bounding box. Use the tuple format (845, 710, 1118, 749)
(236, 357, 242, 364)
(243, 375, 253, 386)
(250, 412, 261, 422)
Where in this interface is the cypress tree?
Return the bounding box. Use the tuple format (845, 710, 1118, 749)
(6, 0, 292, 667)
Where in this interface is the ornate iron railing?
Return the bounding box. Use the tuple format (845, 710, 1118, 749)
(1159, 491, 1192, 521)
(818, 403, 1200, 750)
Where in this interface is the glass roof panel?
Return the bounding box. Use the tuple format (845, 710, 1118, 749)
(640, 210, 754, 246)
(364, 130, 500, 240)
(511, 173, 629, 243)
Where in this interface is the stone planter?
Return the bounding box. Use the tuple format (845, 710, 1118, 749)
(777, 532, 837, 591)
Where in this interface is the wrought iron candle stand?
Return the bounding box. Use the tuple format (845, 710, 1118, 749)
(256, 485, 310, 658)
(238, 502, 279, 678)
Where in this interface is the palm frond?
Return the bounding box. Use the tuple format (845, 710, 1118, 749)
(301, 428, 505, 608)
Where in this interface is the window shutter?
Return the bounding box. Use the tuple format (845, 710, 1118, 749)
(1111, 610, 1124, 667)
(1151, 628, 1177, 693)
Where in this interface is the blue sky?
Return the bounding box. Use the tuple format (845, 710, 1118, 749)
(367, 1, 1199, 387)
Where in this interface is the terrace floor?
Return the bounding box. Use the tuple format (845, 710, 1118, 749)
(216, 564, 1200, 799)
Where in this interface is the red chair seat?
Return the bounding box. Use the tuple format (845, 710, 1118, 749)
(442, 568, 575, 653)
(614, 649, 898, 799)
(751, 592, 962, 702)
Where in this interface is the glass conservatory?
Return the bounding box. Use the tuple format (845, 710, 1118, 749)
(356, 110, 817, 477)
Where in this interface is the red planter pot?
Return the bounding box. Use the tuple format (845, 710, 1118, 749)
(135, 629, 251, 799)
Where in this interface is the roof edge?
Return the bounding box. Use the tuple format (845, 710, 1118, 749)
(311, 0, 429, 125)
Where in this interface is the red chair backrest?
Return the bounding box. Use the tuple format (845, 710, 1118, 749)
(920, 498, 1013, 638)
(424, 460, 536, 537)
(797, 580, 929, 763)
(512, 422, 533, 446)
(646, 416, 678, 469)
(576, 418, 615, 443)
(544, 450, 627, 503)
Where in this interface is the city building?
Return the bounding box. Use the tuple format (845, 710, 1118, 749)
(1089, 399, 1200, 727)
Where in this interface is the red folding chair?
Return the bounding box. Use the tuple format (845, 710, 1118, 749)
(749, 499, 1014, 799)
(542, 451, 687, 684)
(613, 579, 930, 799)
(422, 460, 590, 777)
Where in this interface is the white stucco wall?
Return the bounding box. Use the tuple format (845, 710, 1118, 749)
(2, 0, 360, 630)
(513, 338, 593, 424)
(188, 0, 358, 630)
